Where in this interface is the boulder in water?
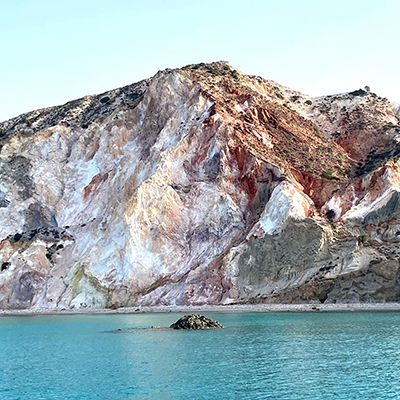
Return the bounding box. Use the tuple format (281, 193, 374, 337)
(170, 314, 223, 329)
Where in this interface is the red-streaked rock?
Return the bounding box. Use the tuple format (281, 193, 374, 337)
(0, 61, 400, 309)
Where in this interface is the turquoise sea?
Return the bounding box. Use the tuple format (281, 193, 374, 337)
(1, 312, 400, 399)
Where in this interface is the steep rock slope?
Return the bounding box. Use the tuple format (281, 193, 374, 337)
(0, 61, 400, 309)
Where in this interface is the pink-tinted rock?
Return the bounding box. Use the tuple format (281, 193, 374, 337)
(0, 61, 400, 310)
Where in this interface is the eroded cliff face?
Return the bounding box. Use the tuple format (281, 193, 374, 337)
(1, 61, 400, 309)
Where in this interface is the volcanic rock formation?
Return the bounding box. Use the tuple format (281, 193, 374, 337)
(1, 61, 400, 310)
(170, 314, 223, 330)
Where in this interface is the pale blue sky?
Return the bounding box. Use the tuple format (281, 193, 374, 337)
(1, 0, 399, 121)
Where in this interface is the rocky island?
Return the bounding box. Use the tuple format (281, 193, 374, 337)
(170, 314, 223, 329)
(1, 61, 400, 310)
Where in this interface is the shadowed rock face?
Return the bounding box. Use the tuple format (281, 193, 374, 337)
(170, 314, 223, 329)
(0, 61, 400, 310)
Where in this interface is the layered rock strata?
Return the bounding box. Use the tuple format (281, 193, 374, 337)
(1, 61, 400, 309)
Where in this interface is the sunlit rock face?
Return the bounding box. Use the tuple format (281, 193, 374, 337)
(1, 62, 400, 309)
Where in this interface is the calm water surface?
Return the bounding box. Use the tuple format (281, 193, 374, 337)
(1, 312, 400, 399)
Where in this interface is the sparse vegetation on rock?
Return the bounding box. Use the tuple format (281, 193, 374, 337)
(321, 170, 335, 180)
(349, 89, 366, 97)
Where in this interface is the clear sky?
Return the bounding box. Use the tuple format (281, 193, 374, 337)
(1, 0, 399, 122)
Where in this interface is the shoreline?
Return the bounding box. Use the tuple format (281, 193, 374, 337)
(2, 302, 400, 316)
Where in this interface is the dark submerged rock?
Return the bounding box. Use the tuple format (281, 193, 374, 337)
(170, 314, 223, 330)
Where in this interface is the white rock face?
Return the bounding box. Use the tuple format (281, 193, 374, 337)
(252, 182, 312, 236)
(1, 62, 400, 309)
